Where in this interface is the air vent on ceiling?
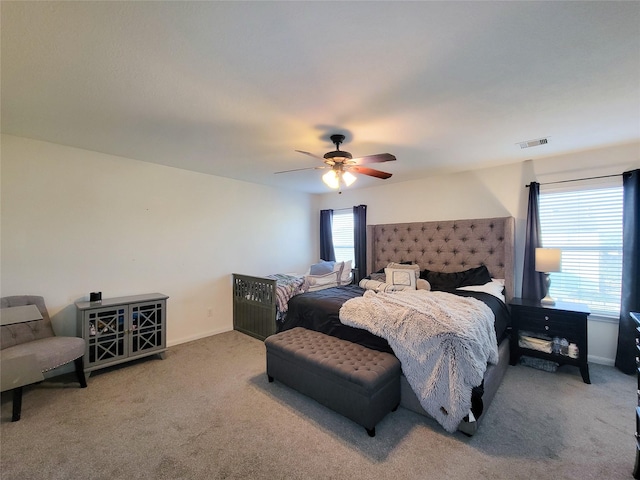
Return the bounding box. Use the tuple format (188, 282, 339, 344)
(518, 137, 549, 149)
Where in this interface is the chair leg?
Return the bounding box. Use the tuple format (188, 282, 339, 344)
(12, 387, 23, 422)
(74, 357, 87, 388)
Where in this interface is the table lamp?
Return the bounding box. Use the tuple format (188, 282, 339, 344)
(535, 247, 562, 305)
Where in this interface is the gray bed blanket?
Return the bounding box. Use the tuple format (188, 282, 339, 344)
(339, 290, 498, 432)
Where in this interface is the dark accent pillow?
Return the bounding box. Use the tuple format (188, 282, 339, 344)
(310, 261, 335, 275)
(419, 265, 492, 291)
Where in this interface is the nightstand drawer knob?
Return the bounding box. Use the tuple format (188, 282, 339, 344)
(545, 325, 550, 331)
(544, 315, 549, 321)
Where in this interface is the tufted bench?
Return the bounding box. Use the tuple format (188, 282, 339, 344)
(265, 327, 400, 437)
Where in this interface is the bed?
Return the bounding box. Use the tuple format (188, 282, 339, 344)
(232, 263, 351, 340)
(232, 273, 305, 340)
(280, 216, 515, 435)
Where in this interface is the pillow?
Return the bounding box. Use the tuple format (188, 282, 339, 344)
(366, 272, 386, 282)
(457, 279, 505, 303)
(305, 271, 340, 291)
(339, 260, 352, 285)
(420, 265, 492, 291)
(359, 278, 413, 293)
(309, 260, 335, 275)
(386, 262, 420, 279)
(385, 267, 417, 290)
(416, 278, 431, 291)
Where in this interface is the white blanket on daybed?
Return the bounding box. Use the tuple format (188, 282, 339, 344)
(339, 289, 498, 433)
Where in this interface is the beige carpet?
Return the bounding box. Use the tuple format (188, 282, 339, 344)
(0, 330, 635, 480)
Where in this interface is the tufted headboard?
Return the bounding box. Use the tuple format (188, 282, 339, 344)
(366, 217, 515, 302)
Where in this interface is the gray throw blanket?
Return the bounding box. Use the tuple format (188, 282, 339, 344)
(339, 290, 498, 432)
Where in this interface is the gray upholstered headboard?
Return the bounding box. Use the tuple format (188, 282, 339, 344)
(366, 217, 515, 302)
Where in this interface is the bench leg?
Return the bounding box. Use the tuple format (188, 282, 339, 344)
(11, 387, 23, 422)
(74, 358, 87, 388)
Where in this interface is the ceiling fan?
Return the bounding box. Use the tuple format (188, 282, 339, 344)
(276, 134, 396, 190)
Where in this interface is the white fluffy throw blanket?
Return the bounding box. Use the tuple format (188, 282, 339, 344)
(339, 290, 498, 432)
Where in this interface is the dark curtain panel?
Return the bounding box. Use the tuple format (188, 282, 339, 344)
(615, 169, 640, 374)
(522, 182, 546, 300)
(319, 209, 335, 262)
(353, 205, 367, 284)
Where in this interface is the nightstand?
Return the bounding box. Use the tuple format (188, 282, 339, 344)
(509, 298, 590, 384)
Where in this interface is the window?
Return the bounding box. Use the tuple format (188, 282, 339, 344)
(539, 182, 623, 318)
(331, 210, 355, 265)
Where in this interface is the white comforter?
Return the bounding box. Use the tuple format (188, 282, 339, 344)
(339, 289, 498, 432)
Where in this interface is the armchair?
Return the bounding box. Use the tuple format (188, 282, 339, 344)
(1, 295, 87, 421)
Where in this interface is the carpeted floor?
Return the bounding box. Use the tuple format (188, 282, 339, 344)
(0, 330, 635, 480)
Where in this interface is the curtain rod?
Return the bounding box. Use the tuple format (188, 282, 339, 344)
(525, 173, 621, 188)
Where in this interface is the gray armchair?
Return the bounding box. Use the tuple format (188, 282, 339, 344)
(1, 295, 87, 421)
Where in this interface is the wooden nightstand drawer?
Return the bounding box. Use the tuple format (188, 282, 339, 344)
(514, 310, 582, 337)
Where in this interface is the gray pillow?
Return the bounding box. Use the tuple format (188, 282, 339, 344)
(310, 261, 335, 275)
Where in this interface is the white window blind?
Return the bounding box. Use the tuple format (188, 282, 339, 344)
(539, 184, 623, 318)
(331, 210, 355, 265)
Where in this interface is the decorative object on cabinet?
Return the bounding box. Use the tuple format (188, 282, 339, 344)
(509, 297, 590, 383)
(535, 248, 562, 305)
(75, 293, 167, 376)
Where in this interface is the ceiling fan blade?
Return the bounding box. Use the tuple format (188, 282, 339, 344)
(348, 165, 393, 179)
(295, 150, 326, 161)
(274, 166, 328, 174)
(351, 153, 396, 165)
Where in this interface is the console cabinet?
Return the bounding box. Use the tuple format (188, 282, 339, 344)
(76, 293, 168, 375)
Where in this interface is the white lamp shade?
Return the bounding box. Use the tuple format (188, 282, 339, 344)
(342, 171, 357, 186)
(535, 248, 562, 272)
(322, 170, 340, 189)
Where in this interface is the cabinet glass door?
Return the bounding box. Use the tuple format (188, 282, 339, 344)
(130, 301, 165, 355)
(86, 306, 128, 366)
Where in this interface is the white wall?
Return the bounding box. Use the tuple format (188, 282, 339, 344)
(1, 135, 317, 350)
(319, 141, 640, 365)
(3, 135, 638, 366)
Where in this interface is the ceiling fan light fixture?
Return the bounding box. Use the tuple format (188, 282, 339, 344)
(322, 170, 340, 189)
(342, 171, 357, 186)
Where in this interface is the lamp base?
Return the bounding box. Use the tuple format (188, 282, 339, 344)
(540, 295, 556, 306)
(541, 272, 555, 305)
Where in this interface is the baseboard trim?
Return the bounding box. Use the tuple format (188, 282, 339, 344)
(168, 327, 233, 348)
(588, 354, 614, 366)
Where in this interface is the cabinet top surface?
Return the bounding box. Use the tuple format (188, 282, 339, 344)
(509, 297, 590, 315)
(75, 293, 168, 310)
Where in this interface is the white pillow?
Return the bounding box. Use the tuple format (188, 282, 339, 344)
(384, 267, 417, 290)
(457, 279, 505, 302)
(305, 271, 340, 291)
(359, 278, 413, 293)
(339, 260, 352, 284)
(386, 262, 420, 279)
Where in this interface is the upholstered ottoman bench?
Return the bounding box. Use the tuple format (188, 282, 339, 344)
(265, 327, 401, 437)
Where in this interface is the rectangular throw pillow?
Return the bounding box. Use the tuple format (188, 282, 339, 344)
(309, 260, 335, 275)
(305, 270, 340, 291)
(386, 262, 420, 279)
(385, 267, 417, 290)
(419, 265, 492, 291)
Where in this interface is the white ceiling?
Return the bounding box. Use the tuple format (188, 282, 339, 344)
(2, 1, 639, 194)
